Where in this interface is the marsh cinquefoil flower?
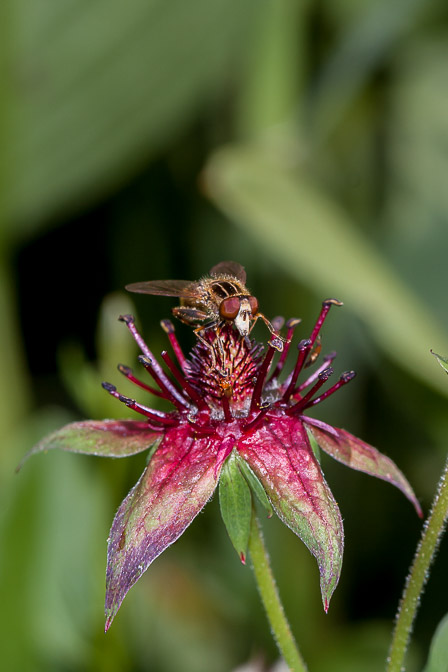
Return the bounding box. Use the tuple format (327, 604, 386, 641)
(29, 301, 422, 630)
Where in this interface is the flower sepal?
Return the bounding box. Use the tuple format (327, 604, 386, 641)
(18, 419, 163, 470)
(219, 449, 252, 563)
(237, 455, 273, 519)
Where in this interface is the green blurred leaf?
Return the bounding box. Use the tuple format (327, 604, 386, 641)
(59, 292, 138, 418)
(422, 613, 448, 672)
(236, 0, 306, 138)
(204, 143, 448, 398)
(310, 0, 426, 141)
(0, 410, 113, 671)
(432, 351, 448, 375)
(9, 0, 259, 234)
(385, 40, 448, 325)
(219, 449, 252, 562)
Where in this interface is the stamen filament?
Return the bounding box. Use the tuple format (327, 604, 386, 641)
(267, 318, 301, 383)
(244, 405, 270, 433)
(119, 314, 186, 406)
(302, 371, 356, 409)
(220, 393, 233, 423)
(293, 352, 337, 397)
(160, 319, 187, 371)
(282, 339, 311, 401)
(101, 382, 177, 425)
(138, 355, 190, 411)
(287, 368, 334, 414)
(309, 299, 343, 349)
(117, 364, 166, 399)
(250, 343, 276, 415)
(160, 351, 209, 413)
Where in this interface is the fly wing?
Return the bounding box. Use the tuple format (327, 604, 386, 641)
(209, 261, 247, 283)
(125, 279, 196, 297)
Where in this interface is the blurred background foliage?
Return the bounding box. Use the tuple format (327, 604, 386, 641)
(2, 0, 448, 670)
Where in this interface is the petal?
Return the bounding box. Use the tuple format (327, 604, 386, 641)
(238, 412, 344, 611)
(19, 419, 163, 466)
(105, 425, 227, 630)
(304, 416, 422, 517)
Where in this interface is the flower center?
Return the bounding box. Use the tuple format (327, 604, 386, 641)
(103, 301, 355, 436)
(185, 326, 264, 416)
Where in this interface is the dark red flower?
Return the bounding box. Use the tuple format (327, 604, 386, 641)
(28, 301, 422, 631)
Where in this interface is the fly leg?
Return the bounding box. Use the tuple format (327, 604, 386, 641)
(192, 325, 228, 377)
(249, 312, 286, 351)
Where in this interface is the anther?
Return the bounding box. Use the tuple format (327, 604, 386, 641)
(270, 336, 284, 352)
(138, 354, 153, 367)
(102, 381, 173, 423)
(318, 367, 334, 382)
(118, 314, 134, 325)
(271, 316, 285, 331)
(322, 299, 343, 307)
(160, 319, 175, 334)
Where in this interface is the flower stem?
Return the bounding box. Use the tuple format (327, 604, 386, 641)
(248, 507, 308, 672)
(387, 457, 448, 672)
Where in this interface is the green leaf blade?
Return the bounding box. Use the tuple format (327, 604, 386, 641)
(422, 613, 448, 672)
(219, 449, 252, 562)
(204, 144, 448, 398)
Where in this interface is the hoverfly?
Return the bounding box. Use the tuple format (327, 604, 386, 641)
(126, 261, 283, 370)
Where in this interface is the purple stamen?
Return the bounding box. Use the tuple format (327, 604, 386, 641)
(138, 355, 190, 411)
(267, 317, 301, 383)
(119, 314, 185, 405)
(301, 371, 356, 410)
(287, 368, 334, 414)
(244, 403, 270, 433)
(220, 393, 233, 423)
(308, 299, 343, 350)
(271, 316, 285, 331)
(160, 319, 187, 371)
(282, 339, 312, 401)
(117, 364, 165, 399)
(160, 351, 209, 413)
(293, 352, 337, 397)
(101, 382, 177, 425)
(249, 342, 277, 415)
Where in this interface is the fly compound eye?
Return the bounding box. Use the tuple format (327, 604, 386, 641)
(220, 296, 240, 320)
(248, 296, 259, 315)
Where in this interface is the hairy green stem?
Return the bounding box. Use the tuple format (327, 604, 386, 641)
(387, 457, 448, 672)
(248, 507, 308, 672)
